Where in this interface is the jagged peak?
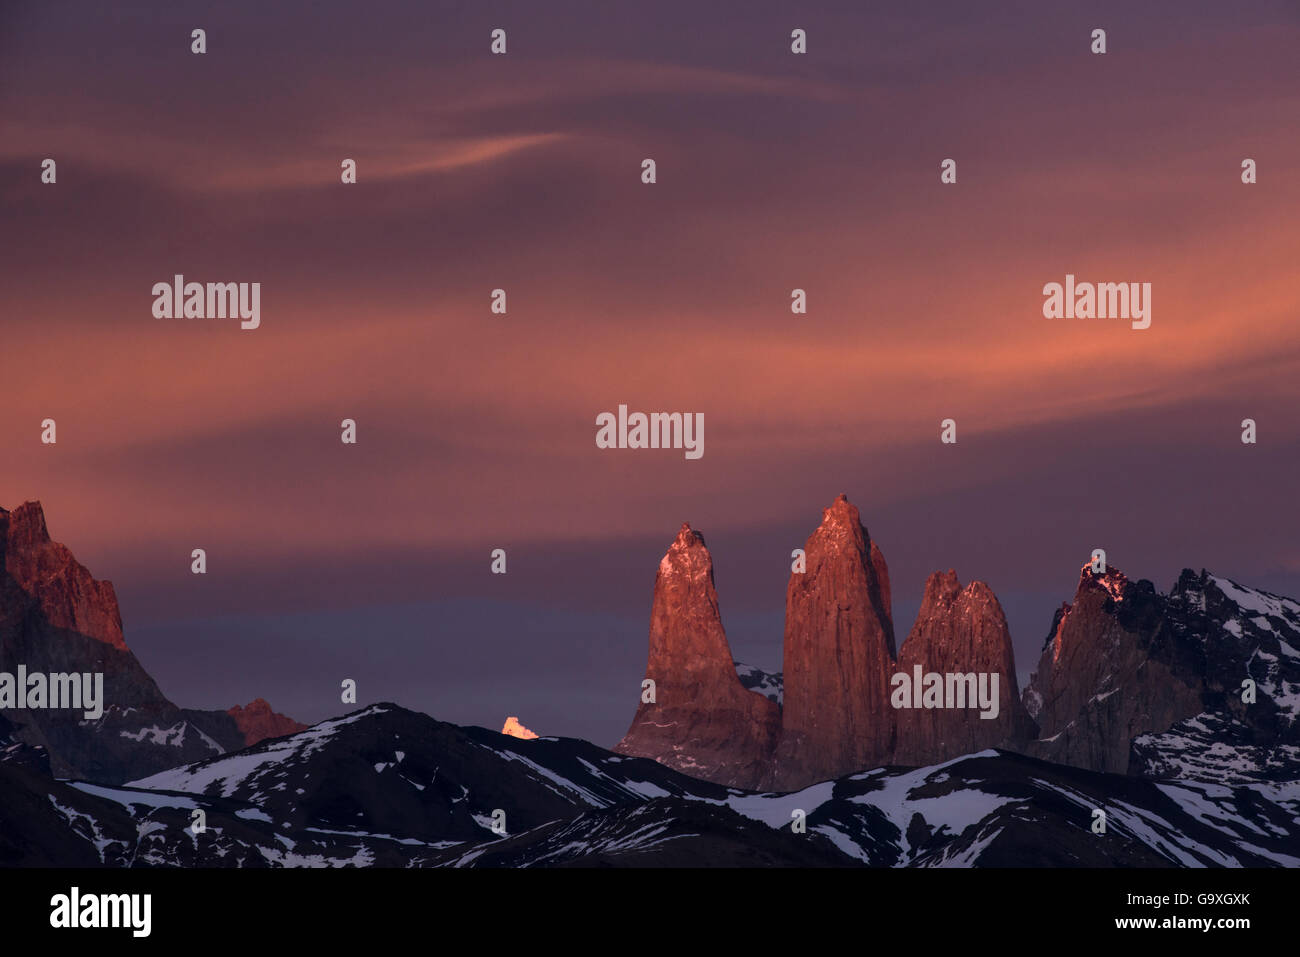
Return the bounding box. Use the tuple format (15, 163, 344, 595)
(3, 500, 51, 546)
(1, 499, 128, 652)
(1206, 571, 1300, 621)
(658, 522, 712, 581)
(921, 569, 963, 603)
(227, 697, 308, 746)
(918, 570, 1000, 608)
(809, 493, 871, 550)
(1041, 561, 1131, 664)
(1168, 567, 1300, 625)
(821, 492, 859, 524)
(229, 698, 274, 715)
(1076, 559, 1129, 604)
(671, 521, 704, 549)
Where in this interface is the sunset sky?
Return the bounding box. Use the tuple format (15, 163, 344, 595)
(2, 0, 1298, 745)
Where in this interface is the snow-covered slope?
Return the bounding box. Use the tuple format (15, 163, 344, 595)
(6, 702, 1297, 868)
(1130, 571, 1300, 783)
(127, 704, 735, 846)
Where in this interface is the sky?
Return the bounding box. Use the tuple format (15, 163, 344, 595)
(2, 0, 1298, 747)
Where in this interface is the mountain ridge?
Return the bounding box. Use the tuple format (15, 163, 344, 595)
(3, 497, 1297, 868)
(0, 500, 305, 784)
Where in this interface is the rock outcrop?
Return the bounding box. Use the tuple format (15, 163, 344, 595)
(1022, 562, 1203, 774)
(501, 715, 539, 740)
(768, 495, 896, 790)
(616, 503, 1300, 792)
(3, 502, 127, 652)
(614, 523, 781, 789)
(0, 500, 303, 783)
(893, 570, 1036, 766)
(1029, 566, 1300, 782)
(228, 698, 309, 746)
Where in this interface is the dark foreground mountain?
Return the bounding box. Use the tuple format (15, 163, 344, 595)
(3, 703, 1296, 867)
(3, 496, 1297, 868)
(0, 501, 303, 784)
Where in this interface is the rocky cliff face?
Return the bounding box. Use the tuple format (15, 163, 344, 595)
(614, 523, 780, 788)
(3, 502, 128, 652)
(610, 501, 1300, 792)
(893, 571, 1037, 766)
(1022, 562, 1204, 774)
(768, 495, 896, 790)
(0, 501, 302, 783)
(619, 497, 1047, 790)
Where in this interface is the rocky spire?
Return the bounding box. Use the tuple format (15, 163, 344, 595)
(893, 570, 1036, 766)
(767, 494, 896, 789)
(614, 523, 780, 788)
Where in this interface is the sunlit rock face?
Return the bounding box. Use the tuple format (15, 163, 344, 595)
(502, 716, 539, 740)
(615, 523, 780, 789)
